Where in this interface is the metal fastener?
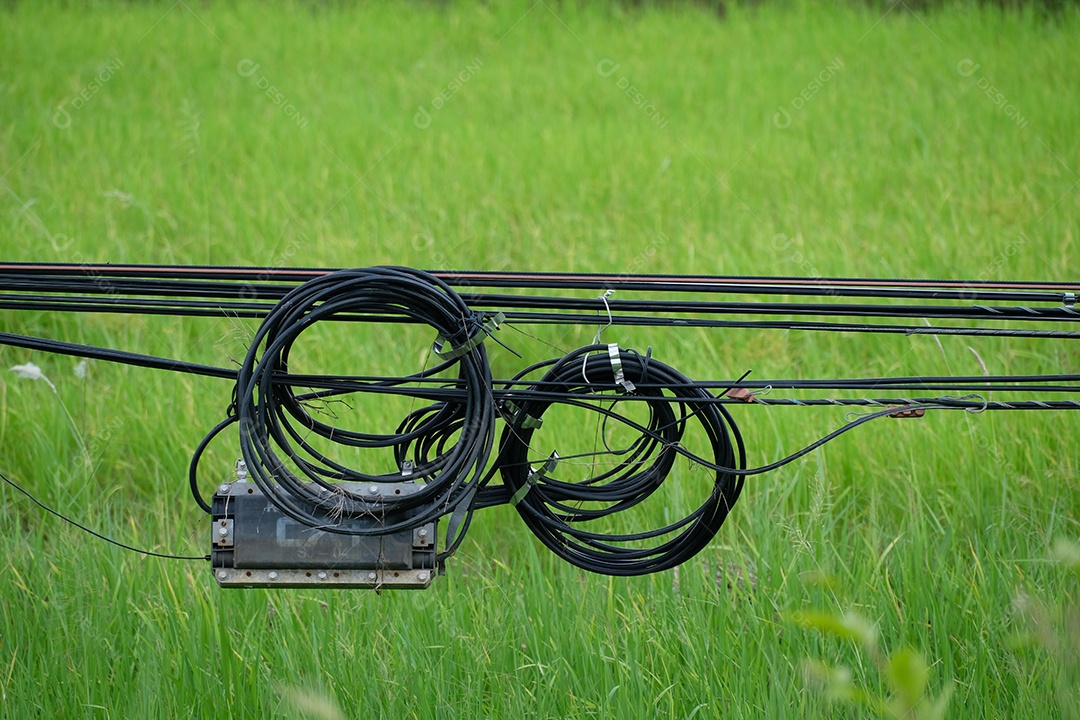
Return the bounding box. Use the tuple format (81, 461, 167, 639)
(217, 571, 227, 581)
(418, 528, 428, 538)
(219, 484, 230, 494)
(218, 526, 229, 537)
(368, 485, 380, 495)
(318, 571, 327, 580)
(268, 571, 279, 580)
(417, 572, 429, 582)
(367, 571, 378, 581)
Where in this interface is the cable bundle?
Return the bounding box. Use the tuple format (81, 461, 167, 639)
(234, 266, 497, 534)
(228, 271, 752, 573)
(2, 262, 1077, 576)
(493, 345, 746, 575)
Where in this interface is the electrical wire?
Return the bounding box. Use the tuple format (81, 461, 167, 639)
(491, 345, 746, 575)
(1, 262, 1077, 575)
(1, 468, 208, 561)
(231, 266, 497, 535)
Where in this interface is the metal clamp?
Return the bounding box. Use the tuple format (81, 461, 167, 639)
(608, 344, 636, 393)
(510, 451, 559, 507)
(504, 400, 543, 429)
(433, 312, 505, 360)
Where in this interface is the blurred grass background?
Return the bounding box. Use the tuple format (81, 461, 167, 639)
(1, 1, 1078, 717)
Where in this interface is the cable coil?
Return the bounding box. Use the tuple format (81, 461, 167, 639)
(3, 263, 1077, 575)
(493, 345, 747, 575)
(234, 266, 496, 535)
(225, 270, 752, 573)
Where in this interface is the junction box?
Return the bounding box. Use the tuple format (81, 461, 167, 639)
(211, 466, 439, 589)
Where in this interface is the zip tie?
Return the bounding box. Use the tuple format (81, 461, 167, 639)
(608, 343, 636, 393)
(510, 451, 559, 507)
(433, 312, 506, 360)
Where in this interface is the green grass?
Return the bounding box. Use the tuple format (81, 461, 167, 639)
(1, 1, 1079, 717)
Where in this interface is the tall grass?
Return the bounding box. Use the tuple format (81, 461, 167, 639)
(1, 1, 1078, 717)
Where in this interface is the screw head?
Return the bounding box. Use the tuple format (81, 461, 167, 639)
(217, 571, 227, 581)
(318, 571, 327, 580)
(268, 571, 279, 580)
(418, 528, 429, 538)
(417, 572, 429, 582)
(368, 485, 380, 495)
(219, 484, 230, 494)
(367, 571, 378, 581)
(218, 526, 229, 537)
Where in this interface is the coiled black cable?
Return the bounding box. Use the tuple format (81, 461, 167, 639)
(494, 344, 747, 576)
(233, 266, 497, 535)
(3, 263, 1079, 577)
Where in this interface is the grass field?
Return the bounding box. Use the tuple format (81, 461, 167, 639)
(1, 1, 1079, 717)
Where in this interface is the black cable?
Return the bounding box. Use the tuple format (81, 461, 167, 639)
(189, 415, 238, 513)
(0, 331, 236, 379)
(1, 468, 208, 561)
(231, 266, 498, 536)
(493, 345, 746, 576)
(2, 262, 1078, 578)
(5, 288, 1080, 324)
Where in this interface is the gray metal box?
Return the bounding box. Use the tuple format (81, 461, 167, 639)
(211, 481, 439, 589)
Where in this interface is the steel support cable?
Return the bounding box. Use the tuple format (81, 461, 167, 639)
(4, 301, 1078, 339)
(4, 290, 1080, 324)
(2, 262, 1077, 294)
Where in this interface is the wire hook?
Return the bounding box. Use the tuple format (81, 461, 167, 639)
(583, 289, 615, 383)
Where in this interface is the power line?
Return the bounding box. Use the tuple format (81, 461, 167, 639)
(1, 263, 1076, 576)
